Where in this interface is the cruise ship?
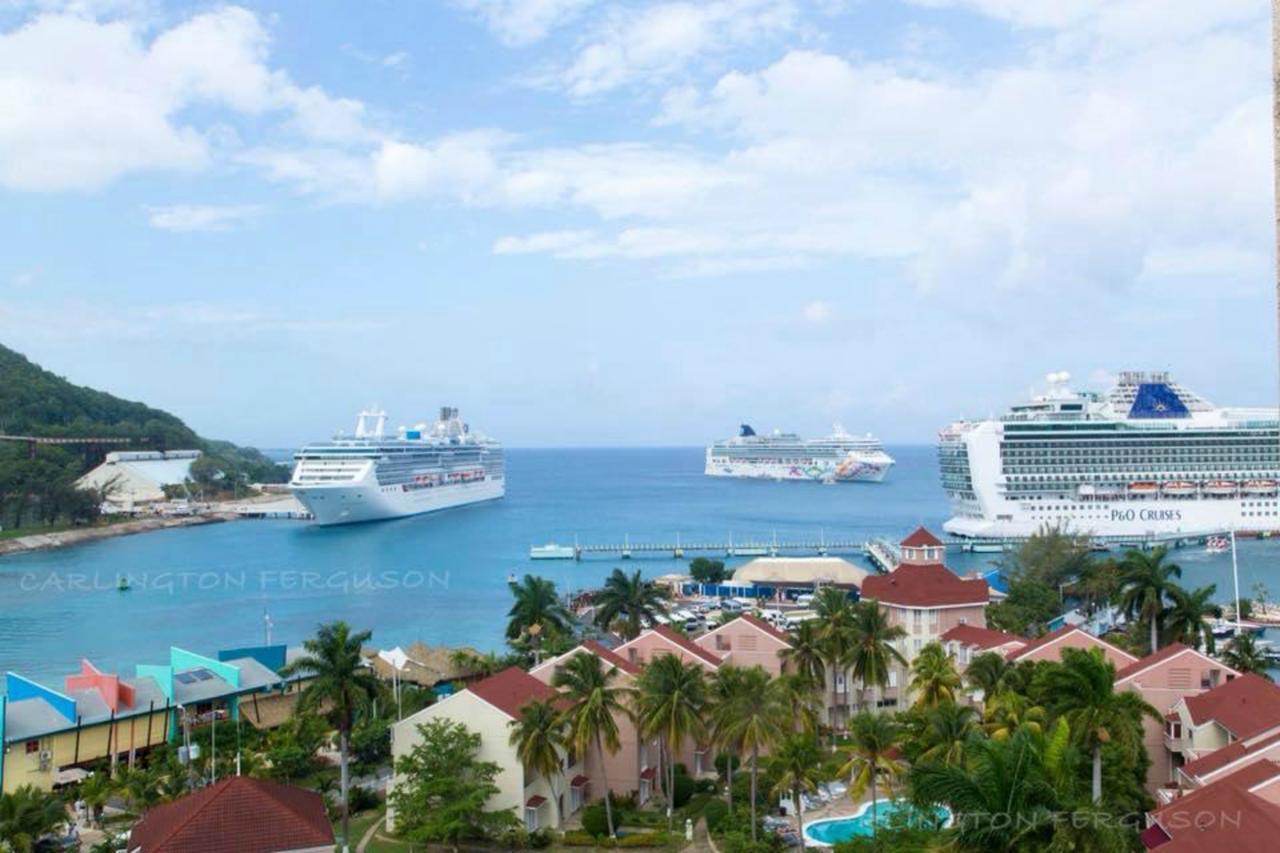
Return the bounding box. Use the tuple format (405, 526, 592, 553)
(705, 425, 894, 482)
(290, 407, 503, 525)
(939, 372, 1280, 540)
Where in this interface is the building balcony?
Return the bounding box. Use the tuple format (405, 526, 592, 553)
(1163, 732, 1184, 753)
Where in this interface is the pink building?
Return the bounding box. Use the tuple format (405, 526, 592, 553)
(1005, 625, 1138, 669)
(860, 527, 989, 708)
(693, 614, 792, 676)
(1142, 759, 1280, 851)
(614, 625, 725, 672)
(1113, 643, 1240, 794)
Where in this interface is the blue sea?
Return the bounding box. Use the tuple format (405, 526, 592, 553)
(0, 446, 1276, 682)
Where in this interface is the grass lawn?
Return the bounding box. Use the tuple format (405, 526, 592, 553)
(335, 807, 420, 852)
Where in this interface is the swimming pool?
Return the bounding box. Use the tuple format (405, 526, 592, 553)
(803, 800, 951, 846)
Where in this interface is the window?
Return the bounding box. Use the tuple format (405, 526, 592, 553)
(525, 807, 540, 832)
(715, 635, 730, 652)
(25, 741, 39, 755)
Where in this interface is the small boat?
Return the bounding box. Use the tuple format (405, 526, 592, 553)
(1162, 481, 1196, 496)
(1204, 480, 1238, 496)
(116, 577, 131, 592)
(1205, 536, 1230, 554)
(1127, 482, 1158, 495)
(1244, 480, 1278, 495)
(530, 543, 577, 560)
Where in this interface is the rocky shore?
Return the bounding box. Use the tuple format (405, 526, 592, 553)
(0, 513, 235, 557)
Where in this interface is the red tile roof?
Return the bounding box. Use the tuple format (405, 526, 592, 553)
(129, 777, 333, 853)
(900, 526, 943, 547)
(647, 624, 725, 667)
(1183, 673, 1280, 739)
(468, 666, 560, 720)
(940, 623, 1025, 651)
(1116, 643, 1195, 682)
(1004, 625, 1137, 665)
(581, 640, 641, 675)
(1148, 761, 1280, 852)
(1180, 729, 1280, 780)
(861, 563, 987, 608)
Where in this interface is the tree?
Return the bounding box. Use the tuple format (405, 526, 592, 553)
(964, 651, 1011, 709)
(689, 557, 729, 585)
(1163, 583, 1221, 653)
(553, 651, 628, 838)
(392, 718, 517, 849)
(775, 673, 821, 743)
(708, 666, 748, 814)
(908, 642, 960, 709)
(716, 667, 786, 841)
(768, 735, 823, 838)
(0, 785, 67, 853)
(593, 568, 670, 640)
(506, 575, 571, 642)
(782, 620, 826, 689)
(1033, 647, 1159, 802)
(634, 653, 708, 829)
(847, 599, 907, 710)
(999, 526, 1094, 588)
(77, 771, 114, 828)
(982, 690, 1045, 742)
(1223, 633, 1274, 679)
(279, 621, 381, 853)
(508, 698, 569, 830)
(840, 711, 904, 837)
(916, 702, 978, 767)
(1116, 546, 1182, 655)
(986, 574, 1061, 635)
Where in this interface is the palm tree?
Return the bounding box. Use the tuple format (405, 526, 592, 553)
(553, 651, 628, 838)
(917, 702, 978, 767)
(775, 673, 821, 742)
(279, 621, 381, 853)
(847, 599, 907, 711)
(768, 734, 823, 838)
(908, 642, 961, 708)
(507, 574, 571, 641)
(634, 653, 708, 829)
(982, 690, 1045, 741)
(717, 667, 786, 841)
(1223, 632, 1274, 679)
(782, 620, 826, 692)
(509, 698, 569, 829)
(0, 785, 67, 853)
(1034, 647, 1159, 802)
(1117, 546, 1182, 654)
(814, 588, 855, 729)
(964, 651, 1012, 709)
(593, 568, 670, 640)
(707, 665, 748, 814)
(839, 711, 905, 836)
(78, 771, 114, 828)
(1163, 583, 1221, 653)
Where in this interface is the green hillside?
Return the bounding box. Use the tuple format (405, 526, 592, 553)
(0, 342, 285, 529)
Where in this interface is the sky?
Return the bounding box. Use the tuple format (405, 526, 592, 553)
(0, 0, 1275, 448)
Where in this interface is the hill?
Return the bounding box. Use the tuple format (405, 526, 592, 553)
(0, 342, 286, 528)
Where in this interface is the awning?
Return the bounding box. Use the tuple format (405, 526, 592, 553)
(1139, 824, 1171, 849)
(526, 795, 547, 808)
(570, 775, 589, 788)
(53, 768, 90, 785)
(640, 767, 656, 781)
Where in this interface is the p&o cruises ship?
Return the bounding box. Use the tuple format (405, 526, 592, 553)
(705, 425, 894, 483)
(290, 407, 503, 525)
(939, 372, 1280, 540)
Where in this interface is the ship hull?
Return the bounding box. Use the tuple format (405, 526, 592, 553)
(293, 477, 505, 526)
(704, 456, 893, 483)
(944, 496, 1272, 540)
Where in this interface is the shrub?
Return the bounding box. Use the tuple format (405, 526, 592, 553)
(695, 778, 718, 794)
(720, 830, 781, 853)
(528, 828, 554, 849)
(616, 831, 670, 847)
(581, 803, 611, 838)
(703, 799, 729, 833)
(672, 772, 696, 809)
(563, 831, 598, 847)
(347, 785, 381, 814)
(613, 791, 639, 811)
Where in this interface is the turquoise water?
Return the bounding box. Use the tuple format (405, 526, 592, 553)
(805, 801, 951, 843)
(0, 446, 1277, 682)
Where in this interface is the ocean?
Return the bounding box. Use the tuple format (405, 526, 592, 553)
(0, 446, 1275, 682)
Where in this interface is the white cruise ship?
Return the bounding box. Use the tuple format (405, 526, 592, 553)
(290, 407, 503, 525)
(940, 372, 1280, 540)
(705, 425, 894, 482)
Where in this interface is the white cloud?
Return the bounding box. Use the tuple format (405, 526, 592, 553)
(145, 203, 263, 233)
(802, 300, 830, 325)
(551, 0, 797, 96)
(454, 0, 596, 46)
(0, 6, 376, 191)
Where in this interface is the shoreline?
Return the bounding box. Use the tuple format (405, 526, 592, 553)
(0, 513, 235, 557)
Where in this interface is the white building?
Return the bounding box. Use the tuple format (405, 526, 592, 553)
(76, 450, 201, 507)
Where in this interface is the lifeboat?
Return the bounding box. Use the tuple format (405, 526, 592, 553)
(1244, 480, 1278, 495)
(1128, 482, 1158, 495)
(1161, 481, 1196, 496)
(1204, 480, 1238, 496)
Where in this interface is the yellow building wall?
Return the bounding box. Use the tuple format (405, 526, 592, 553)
(4, 709, 171, 794)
